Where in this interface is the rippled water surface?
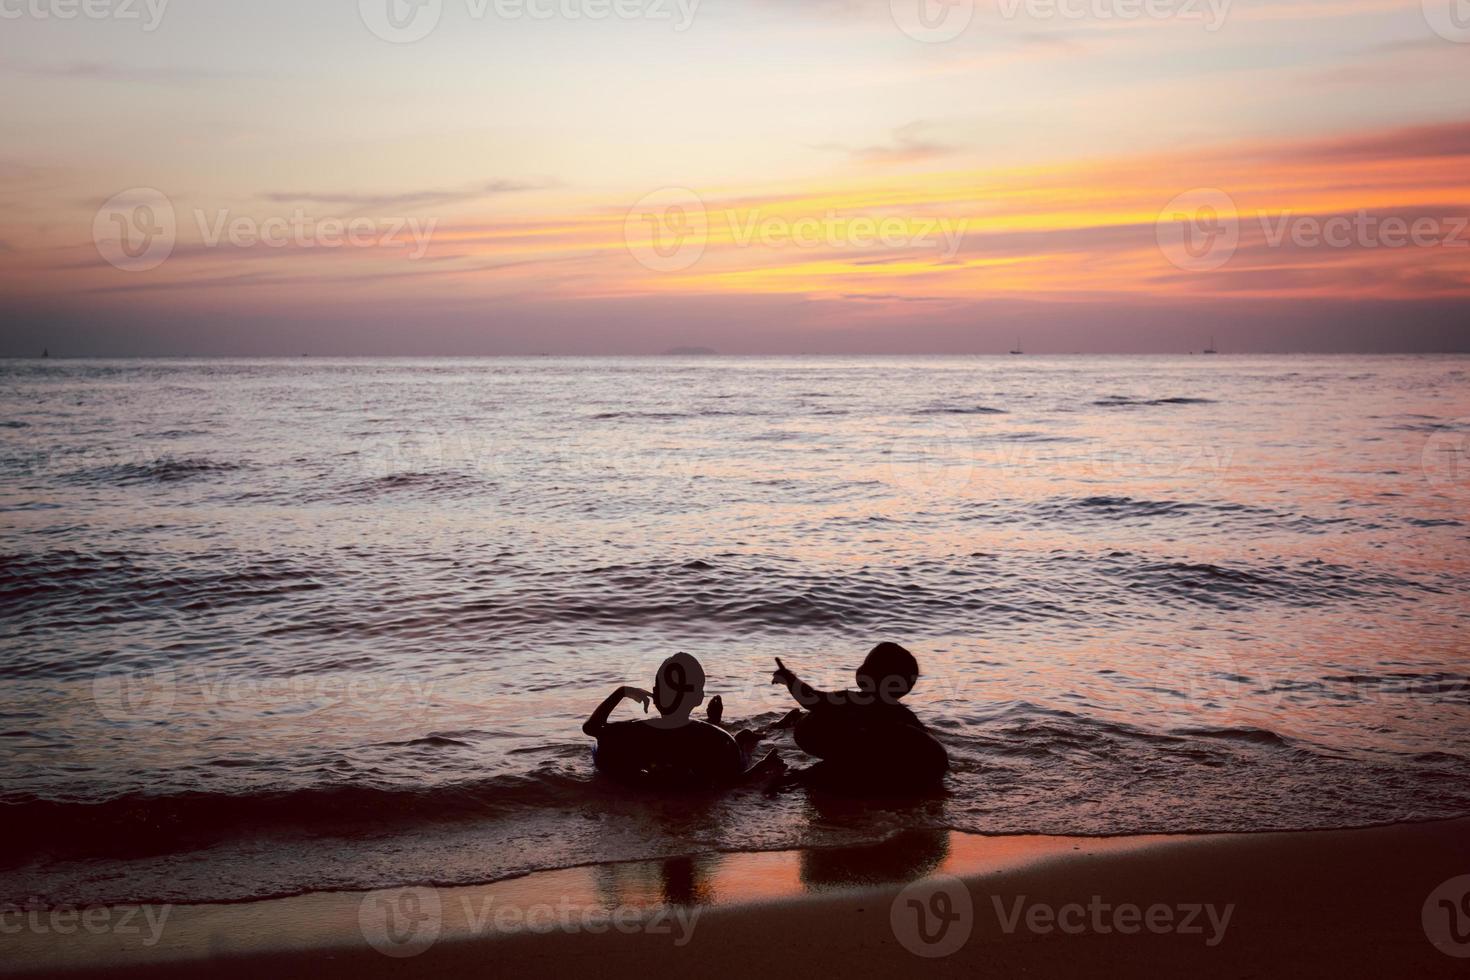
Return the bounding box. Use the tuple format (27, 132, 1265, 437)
(1, 355, 1467, 904)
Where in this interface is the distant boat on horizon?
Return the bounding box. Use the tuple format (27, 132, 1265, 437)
(1009, 338, 1024, 355)
(1203, 336, 1219, 354)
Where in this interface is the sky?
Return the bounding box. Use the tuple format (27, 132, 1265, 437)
(2, 0, 1469, 354)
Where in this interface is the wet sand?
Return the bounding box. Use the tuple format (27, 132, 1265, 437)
(7, 818, 1470, 979)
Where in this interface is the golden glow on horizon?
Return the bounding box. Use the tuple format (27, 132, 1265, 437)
(5, 121, 1467, 314)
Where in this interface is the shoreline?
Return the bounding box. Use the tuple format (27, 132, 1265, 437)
(6, 817, 1470, 977)
(16, 814, 1458, 911)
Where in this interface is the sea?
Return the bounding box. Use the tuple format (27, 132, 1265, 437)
(1, 355, 1466, 907)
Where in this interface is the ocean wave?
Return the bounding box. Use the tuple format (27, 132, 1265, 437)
(4, 544, 1450, 664)
(238, 552, 1470, 646)
(143, 428, 212, 439)
(324, 470, 492, 502)
(63, 456, 245, 486)
(3, 694, 1469, 907)
(946, 495, 1384, 538)
(1385, 419, 1463, 432)
(1134, 554, 1441, 609)
(0, 708, 1320, 868)
(371, 734, 474, 748)
(1166, 725, 1290, 746)
(1093, 396, 1217, 407)
(917, 404, 1008, 415)
(0, 773, 586, 865)
(591, 411, 689, 421)
(995, 431, 1085, 442)
(0, 501, 62, 512)
(0, 550, 327, 643)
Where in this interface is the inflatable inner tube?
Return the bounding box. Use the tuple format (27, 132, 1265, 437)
(794, 710, 949, 787)
(594, 720, 745, 788)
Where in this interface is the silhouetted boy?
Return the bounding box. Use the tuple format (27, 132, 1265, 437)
(584, 652, 760, 786)
(771, 642, 947, 784)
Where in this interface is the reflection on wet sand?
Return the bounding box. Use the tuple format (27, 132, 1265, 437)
(584, 828, 1170, 911)
(799, 830, 949, 890)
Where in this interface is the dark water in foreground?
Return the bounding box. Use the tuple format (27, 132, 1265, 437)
(1, 355, 1467, 906)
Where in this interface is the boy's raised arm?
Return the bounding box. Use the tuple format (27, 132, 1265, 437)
(771, 657, 824, 709)
(583, 685, 651, 737)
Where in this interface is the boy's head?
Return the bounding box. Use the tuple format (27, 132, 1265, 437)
(654, 652, 706, 719)
(855, 642, 919, 701)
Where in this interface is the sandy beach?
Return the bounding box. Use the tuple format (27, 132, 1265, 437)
(7, 817, 1469, 978)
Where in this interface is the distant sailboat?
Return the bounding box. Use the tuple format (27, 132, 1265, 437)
(1009, 338, 1024, 355)
(1202, 336, 1218, 354)
(42, 348, 49, 359)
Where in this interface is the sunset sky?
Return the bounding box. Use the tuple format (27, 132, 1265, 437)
(3, 0, 1469, 354)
